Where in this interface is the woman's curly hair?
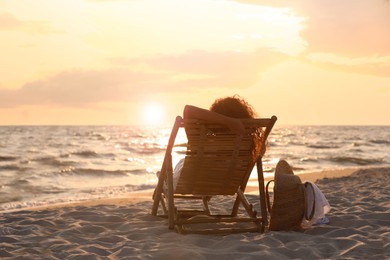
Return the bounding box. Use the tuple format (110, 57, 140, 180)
(209, 95, 266, 159)
(209, 95, 257, 119)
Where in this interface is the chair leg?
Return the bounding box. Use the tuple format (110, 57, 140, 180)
(160, 195, 167, 215)
(167, 195, 174, 229)
(152, 117, 180, 219)
(236, 189, 257, 218)
(166, 158, 175, 229)
(202, 196, 211, 215)
(231, 193, 241, 217)
(151, 173, 165, 216)
(256, 158, 268, 231)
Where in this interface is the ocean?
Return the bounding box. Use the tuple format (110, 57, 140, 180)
(1, 125, 389, 212)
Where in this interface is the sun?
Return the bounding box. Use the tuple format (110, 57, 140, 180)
(143, 103, 165, 125)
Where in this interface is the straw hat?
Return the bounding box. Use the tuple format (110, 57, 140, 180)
(267, 160, 305, 231)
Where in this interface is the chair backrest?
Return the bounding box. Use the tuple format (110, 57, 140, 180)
(175, 117, 276, 195)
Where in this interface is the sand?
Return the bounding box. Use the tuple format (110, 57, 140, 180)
(1, 167, 389, 259)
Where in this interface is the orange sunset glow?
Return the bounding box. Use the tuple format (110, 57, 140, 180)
(0, 0, 389, 126)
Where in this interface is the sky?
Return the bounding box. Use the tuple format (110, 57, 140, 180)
(0, 0, 389, 126)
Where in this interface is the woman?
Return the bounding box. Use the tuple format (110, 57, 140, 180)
(170, 95, 265, 189)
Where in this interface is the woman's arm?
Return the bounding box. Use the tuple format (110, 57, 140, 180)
(183, 105, 245, 133)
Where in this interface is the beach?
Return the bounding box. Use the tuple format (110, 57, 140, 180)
(1, 166, 389, 259)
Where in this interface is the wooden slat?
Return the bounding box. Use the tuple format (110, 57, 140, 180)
(177, 226, 261, 235)
(177, 215, 262, 224)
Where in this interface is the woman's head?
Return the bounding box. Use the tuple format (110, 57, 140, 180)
(210, 95, 266, 157)
(209, 95, 256, 119)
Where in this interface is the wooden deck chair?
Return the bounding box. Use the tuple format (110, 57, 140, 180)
(151, 115, 277, 234)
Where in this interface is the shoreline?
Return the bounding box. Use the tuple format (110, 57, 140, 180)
(1, 166, 363, 214)
(1, 165, 386, 213)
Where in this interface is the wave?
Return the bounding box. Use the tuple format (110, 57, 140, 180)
(288, 141, 306, 146)
(299, 157, 319, 163)
(80, 183, 155, 195)
(347, 148, 364, 153)
(308, 144, 340, 149)
(124, 147, 166, 155)
(0, 165, 23, 171)
(33, 156, 77, 167)
(9, 179, 30, 185)
(0, 183, 156, 212)
(72, 150, 99, 158)
(370, 139, 390, 145)
(0, 156, 19, 162)
(72, 150, 118, 158)
(329, 156, 383, 166)
(58, 168, 146, 177)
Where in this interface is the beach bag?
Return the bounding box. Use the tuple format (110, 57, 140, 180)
(266, 160, 315, 231)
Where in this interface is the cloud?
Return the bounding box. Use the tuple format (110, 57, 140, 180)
(304, 53, 390, 77)
(234, 0, 390, 78)
(0, 12, 63, 34)
(300, 0, 390, 56)
(0, 48, 286, 108)
(112, 48, 286, 88)
(0, 12, 21, 29)
(234, 0, 390, 57)
(0, 69, 161, 108)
